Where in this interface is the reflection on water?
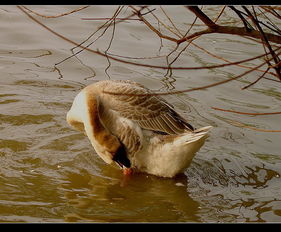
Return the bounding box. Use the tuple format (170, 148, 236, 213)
(61, 171, 200, 222)
(0, 5, 281, 222)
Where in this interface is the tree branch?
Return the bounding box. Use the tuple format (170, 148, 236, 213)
(242, 6, 281, 80)
(186, 6, 218, 29)
(129, 6, 179, 43)
(211, 107, 281, 116)
(126, 6, 281, 47)
(21, 5, 90, 18)
(178, 25, 281, 45)
(176, 6, 281, 45)
(228, 6, 253, 31)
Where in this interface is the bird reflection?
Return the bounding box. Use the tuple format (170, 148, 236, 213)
(62, 167, 200, 222)
(61, 156, 281, 222)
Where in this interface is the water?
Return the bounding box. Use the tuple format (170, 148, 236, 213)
(0, 5, 281, 222)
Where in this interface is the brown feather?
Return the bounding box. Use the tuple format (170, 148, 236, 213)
(98, 80, 194, 135)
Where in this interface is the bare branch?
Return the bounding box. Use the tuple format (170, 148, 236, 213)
(228, 6, 253, 31)
(224, 118, 281, 132)
(178, 25, 281, 45)
(213, 6, 226, 23)
(260, 6, 281, 20)
(190, 41, 274, 78)
(103, 52, 280, 97)
(160, 6, 183, 37)
(21, 5, 89, 18)
(186, 6, 218, 29)
(211, 107, 281, 116)
(243, 6, 281, 80)
(241, 67, 270, 90)
(129, 6, 179, 43)
(81, 17, 140, 21)
(149, 7, 182, 38)
(18, 4, 281, 75)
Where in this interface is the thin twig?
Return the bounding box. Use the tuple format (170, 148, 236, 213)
(186, 6, 218, 29)
(260, 6, 281, 20)
(177, 6, 281, 45)
(228, 6, 253, 31)
(139, 8, 157, 16)
(103, 51, 280, 97)
(213, 6, 227, 23)
(182, 15, 199, 38)
(104, 7, 123, 79)
(243, 6, 281, 80)
(22, 5, 89, 18)
(211, 107, 281, 116)
(106, 52, 167, 60)
(262, 6, 281, 11)
(56, 6, 122, 66)
(160, 6, 183, 37)
(17, 5, 281, 72)
(178, 25, 281, 45)
(81, 17, 140, 21)
(166, 41, 192, 71)
(129, 5, 179, 43)
(258, 8, 281, 35)
(183, 7, 268, 26)
(225, 118, 281, 132)
(263, 76, 281, 82)
(241, 67, 270, 89)
(69, 6, 147, 55)
(190, 41, 274, 78)
(147, 6, 182, 38)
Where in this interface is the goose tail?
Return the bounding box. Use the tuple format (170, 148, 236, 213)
(174, 125, 212, 146)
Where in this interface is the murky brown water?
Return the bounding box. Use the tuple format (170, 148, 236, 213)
(0, 5, 281, 222)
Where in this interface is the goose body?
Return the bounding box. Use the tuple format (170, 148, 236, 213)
(67, 80, 212, 178)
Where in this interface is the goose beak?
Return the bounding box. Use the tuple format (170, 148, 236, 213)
(123, 167, 133, 176)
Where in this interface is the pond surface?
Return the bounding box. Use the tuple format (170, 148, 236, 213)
(0, 5, 281, 222)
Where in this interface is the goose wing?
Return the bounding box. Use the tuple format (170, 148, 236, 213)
(98, 102, 143, 156)
(99, 80, 194, 135)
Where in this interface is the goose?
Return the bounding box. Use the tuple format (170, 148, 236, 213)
(66, 80, 212, 178)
